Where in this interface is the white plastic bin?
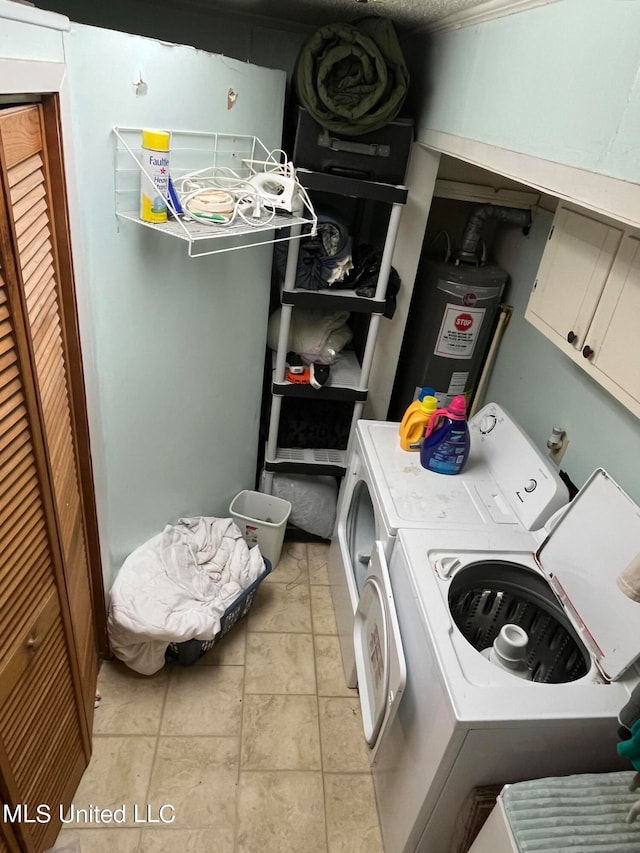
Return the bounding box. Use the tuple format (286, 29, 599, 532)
(230, 490, 292, 567)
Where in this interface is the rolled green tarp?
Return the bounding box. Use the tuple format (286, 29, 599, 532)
(294, 17, 410, 137)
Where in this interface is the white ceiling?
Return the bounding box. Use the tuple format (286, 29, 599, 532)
(152, 0, 533, 34)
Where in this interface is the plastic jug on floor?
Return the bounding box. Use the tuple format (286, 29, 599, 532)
(420, 395, 470, 475)
(399, 388, 437, 452)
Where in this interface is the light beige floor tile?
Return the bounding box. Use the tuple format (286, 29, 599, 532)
(264, 541, 308, 584)
(314, 635, 358, 697)
(161, 664, 244, 736)
(70, 736, 156, 825)
(93, 660, 169, 735)
(138, 827, 234, 852)
(49, 828, 141, 852)
(247, 581, 311, 633)
(310, 585, 338, 634)
(237, 771, 326, 853)
(241, 694, 321, 770)
(195, 620, 246, 665)
(147, 736, 238, 828)
(319, 698, 370, 773)
(308, 542, 330, 585)
(324, 774, 383, 853)
(68, 531, 385, 851)
(245, 632, 316, 694)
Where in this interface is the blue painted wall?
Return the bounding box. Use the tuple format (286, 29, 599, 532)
(63, 25, 287, 585)
(417, 0, 640, 184)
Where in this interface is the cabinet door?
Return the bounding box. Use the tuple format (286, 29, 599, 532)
(0, 105, 98, 728)
(0, 271, 88, 852)
(585, 235, 640, 411)
(0, 808, 21, 853)
(526, 204, 622, 351)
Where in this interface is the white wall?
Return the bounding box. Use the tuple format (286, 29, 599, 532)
(34, 0, 310, 75)
(0, 6, 65, 59)
(61, 24, 287, 585)
(407, 0, 640, 232)
(365, 143, 440, 420)
(416, 0, 640, 184)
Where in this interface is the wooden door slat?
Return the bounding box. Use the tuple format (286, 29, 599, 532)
(0, 105, 93, 833)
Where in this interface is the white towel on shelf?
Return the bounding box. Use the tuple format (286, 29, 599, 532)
(502, 772, 640, 851)
(107, 517, 264, 675)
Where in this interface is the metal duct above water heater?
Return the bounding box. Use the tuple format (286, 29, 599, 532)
(389, 204, 531, 418)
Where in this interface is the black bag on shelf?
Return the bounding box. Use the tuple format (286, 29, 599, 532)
(343, 243, 401, 319)
(275, 212, 353, 291)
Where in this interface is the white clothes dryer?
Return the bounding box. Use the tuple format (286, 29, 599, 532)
(328, 404, 569, 686)
(358, 470, 640, 853)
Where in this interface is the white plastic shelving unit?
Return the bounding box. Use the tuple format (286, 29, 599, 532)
(263, 169, 408, 493)
(113, 127, 316, 258)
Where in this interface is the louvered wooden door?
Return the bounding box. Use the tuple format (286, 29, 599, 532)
(0, 266, 87, 852)
(0, 806, 21, 853)
(0, 105, 98, 728)
(0, 104, 100, 851)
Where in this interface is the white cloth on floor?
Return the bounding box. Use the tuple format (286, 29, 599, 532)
(107, 517, 264, 675)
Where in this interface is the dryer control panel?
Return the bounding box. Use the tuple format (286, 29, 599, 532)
(469, 403, 569, 531)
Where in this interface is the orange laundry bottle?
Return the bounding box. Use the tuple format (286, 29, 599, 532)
(399, 389, 438, 452)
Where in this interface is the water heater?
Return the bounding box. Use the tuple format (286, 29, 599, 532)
(390, 259, 507, 417)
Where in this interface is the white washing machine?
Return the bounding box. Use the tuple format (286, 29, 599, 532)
(328, 404, 569, 686)
(356, 469, 640, 853)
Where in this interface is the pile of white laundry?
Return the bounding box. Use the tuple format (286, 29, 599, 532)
(108, 516, 265, 675)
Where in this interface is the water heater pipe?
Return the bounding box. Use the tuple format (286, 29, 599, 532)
(457, 204, 532, 264)
(469, 304, 513, 417)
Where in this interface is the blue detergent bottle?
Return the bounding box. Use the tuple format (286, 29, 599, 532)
(420, 395, 470, 475)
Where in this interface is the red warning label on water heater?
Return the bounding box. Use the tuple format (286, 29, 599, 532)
(434, 304, 486, 359)
(454, 313, 474, 331)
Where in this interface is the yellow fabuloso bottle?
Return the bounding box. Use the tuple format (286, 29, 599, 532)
(140, 129, 170, 223)
(399, 389, 438, 452)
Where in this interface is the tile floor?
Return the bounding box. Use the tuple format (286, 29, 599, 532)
(50, 542, 384, 853)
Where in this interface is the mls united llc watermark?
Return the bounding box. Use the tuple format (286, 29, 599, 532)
(3, 803, 176, 825)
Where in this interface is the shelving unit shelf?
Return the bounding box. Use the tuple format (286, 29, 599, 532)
(263, 169, 407, 491)
(297, 168, 408, 206)
(113, 127, 316, 258)
(281, 287, 386, 313)
(266, 447, 348, 477)
(271, 350, 367, 401)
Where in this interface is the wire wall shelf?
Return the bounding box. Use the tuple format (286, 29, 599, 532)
(113, 127, 317, 258)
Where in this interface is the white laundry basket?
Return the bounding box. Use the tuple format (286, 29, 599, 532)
(230, 490, 292, 567)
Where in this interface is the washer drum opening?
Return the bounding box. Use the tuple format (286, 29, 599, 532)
(448, 561, 590, 684)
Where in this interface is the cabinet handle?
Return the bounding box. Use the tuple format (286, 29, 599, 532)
(567, 331, 577, 344)
(582, 345, 594, 360)
(26, 635, 41, 652)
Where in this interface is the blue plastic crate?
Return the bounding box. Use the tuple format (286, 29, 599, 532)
(166, 557, 272, 666)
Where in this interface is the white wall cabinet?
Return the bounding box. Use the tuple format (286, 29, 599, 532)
(526, 202, 640, 417)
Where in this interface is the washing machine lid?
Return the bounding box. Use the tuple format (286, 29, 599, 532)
(536, 468, 640, 681)
(353, 541, 406, 754)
